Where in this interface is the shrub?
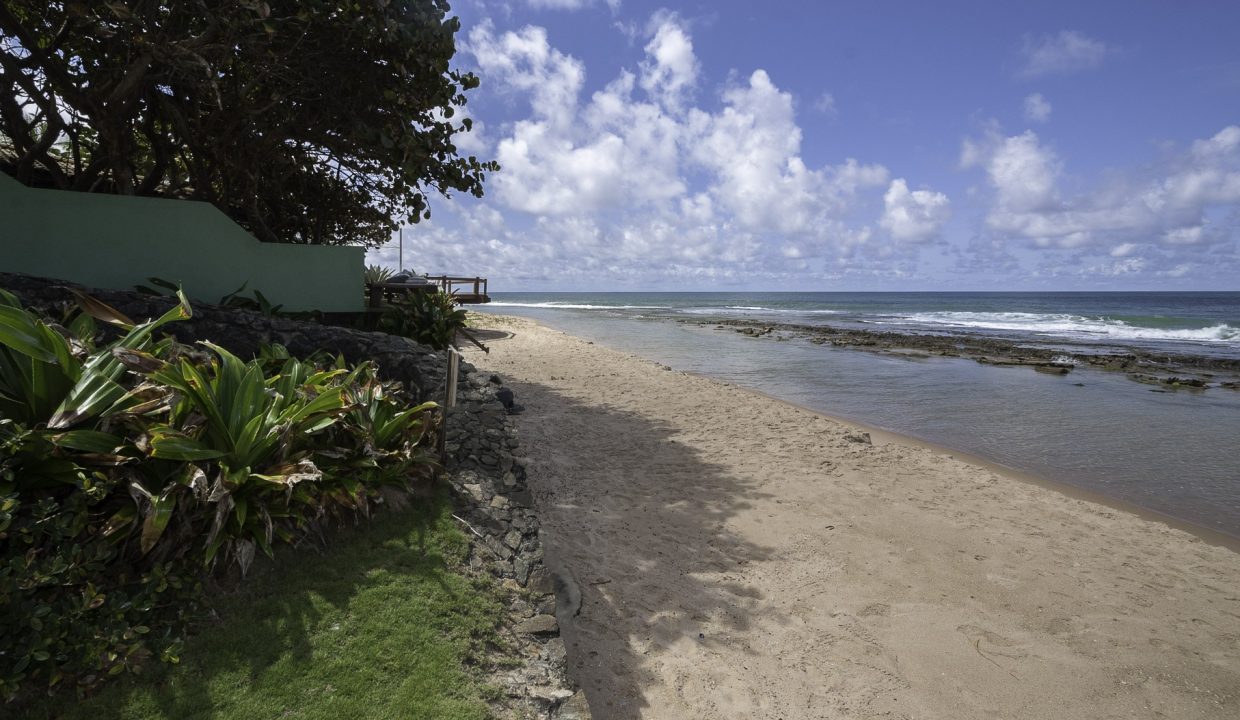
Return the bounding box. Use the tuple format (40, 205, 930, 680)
(378, 289, 468, 351)
(0, 291, 440, 705)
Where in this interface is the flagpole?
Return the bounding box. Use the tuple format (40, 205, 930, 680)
(399, 226, 404, 272)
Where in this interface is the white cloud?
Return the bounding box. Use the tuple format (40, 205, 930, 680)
(460, 15, 909, 286)
(686, 69, 887, 237)
(526, 0, 619, 11)
(813, 92, 837, 117)
(1164, 226, 1203, 245)
(980, 130, 1061, 214)
(639, 12, 698, 111)
(1023, 93, 1052, 123)
(1019, 30, 1110, 78)
(880, 179, 951, 243)
(468, 22, 584, 129)
(963, 125, 1240, 255)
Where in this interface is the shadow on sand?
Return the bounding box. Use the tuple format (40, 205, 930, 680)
(503, 376, 783, 719)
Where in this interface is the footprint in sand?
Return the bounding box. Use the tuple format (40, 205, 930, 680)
(956, 624, 1028, 660)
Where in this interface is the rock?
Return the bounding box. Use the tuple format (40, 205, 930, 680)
(845, 431, 872, 445)
(510, 599, 536, 619)
(527, 568, 555, 595)
(463, 483, 485, 503)
(543, 637, 568, 666)
(503, 530, 523, 549)
(1034, 365, 1071, 375)
(517, 614, 559, 635)
(513, 557, 532, 585)
(490, 495, 510, 510)
(553, 691, 593, 719)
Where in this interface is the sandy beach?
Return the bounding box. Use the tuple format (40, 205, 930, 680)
(464, 314, 1240, 720)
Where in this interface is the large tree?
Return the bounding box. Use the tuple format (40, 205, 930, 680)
(0, 1, 496, 245)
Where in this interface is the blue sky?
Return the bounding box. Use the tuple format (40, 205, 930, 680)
(368, 0, 1240, 291)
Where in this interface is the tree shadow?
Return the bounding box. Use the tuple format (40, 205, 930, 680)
(501, 378, 783, 719)
(37, 492, 496, 720)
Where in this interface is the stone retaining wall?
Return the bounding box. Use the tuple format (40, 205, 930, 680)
(1, 272, 589, 719)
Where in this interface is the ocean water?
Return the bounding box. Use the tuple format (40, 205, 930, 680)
(474, 292, 1240, 538)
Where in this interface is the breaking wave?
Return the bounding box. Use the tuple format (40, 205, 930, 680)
(897, 312, 1240, 343)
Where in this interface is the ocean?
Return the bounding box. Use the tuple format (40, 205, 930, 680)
(474, 292, 1240, 538)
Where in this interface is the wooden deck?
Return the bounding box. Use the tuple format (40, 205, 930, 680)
(366, 275, 491, 310)
(427, 275, 490, 304)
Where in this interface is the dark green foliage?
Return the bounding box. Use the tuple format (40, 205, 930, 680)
(216, 284, 284, 317)
(0, 292, 441, 705)
(31, 489, 503, 720)
(0, 2, 498, 246)
(135, 279, 285, 317)
(363, 264, 396, 286)
(0, 490, 200, 702)
(379, 290, 468, 351)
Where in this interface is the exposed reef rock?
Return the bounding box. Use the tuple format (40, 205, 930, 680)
(705, 317, 1240, 390)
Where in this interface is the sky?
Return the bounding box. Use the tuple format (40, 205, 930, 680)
(367, 0, 1240, 291)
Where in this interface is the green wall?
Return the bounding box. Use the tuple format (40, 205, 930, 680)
(0, 173, 362, 312)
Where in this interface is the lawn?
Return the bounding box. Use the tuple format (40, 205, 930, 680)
(24, 489, 505, 720)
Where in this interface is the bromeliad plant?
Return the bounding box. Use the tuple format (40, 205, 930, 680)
(0, 290, 441, 704)
(138, 343, 357, 570)
(378, 288, 470, 351)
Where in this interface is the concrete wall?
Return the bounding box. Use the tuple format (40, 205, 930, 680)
(0, 173, 363, 312)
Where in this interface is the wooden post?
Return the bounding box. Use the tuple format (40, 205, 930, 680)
(437, 348, 460, 463)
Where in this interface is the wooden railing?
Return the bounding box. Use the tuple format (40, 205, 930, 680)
(426, 275, 488, 302)
(365, 275, 490, 313)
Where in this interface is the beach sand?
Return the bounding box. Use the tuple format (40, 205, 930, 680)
(463, 314, 1240, 720)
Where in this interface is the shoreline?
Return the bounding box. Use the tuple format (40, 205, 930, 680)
(475, 310, 1240, 545)
(465, 313, 1240, 719)
(700, 317, 1240, 388)
(762, 392, 1240, 552)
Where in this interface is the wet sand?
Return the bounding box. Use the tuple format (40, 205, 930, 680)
(464, 314, 1240, 720)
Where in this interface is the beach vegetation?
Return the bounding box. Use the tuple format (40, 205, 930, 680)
(379, 290, 470, 352)
(0, 2, 498, 246)
(20, 487, 504, 720)
(0, 291, 444, 706)
(364, 265, 397, 286)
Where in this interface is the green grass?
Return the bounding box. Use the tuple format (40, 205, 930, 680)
(25, 490, 505, 720)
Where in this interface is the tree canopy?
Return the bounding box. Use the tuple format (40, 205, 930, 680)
(0, 1, 497, 246)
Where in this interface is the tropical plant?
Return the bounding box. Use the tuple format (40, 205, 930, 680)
(364, 264, 395, 285)
(335, 364, 438, 488)
(378, 289, 468, 351)
(0, 290, 441, 704)
(132, 343, 354, 569)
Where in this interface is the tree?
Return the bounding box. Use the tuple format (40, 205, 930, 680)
(0, 1, 497, 246)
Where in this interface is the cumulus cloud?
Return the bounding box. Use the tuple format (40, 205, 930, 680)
(1019, 30, 1110, 78)
(880, 179, 951, 242)
(687, 69, 888, 237)
(962, 125, 1240, 257)
(639, 11, 698, 111)
(446, 13, 926, 287)
(1023, 93, 1051, 123)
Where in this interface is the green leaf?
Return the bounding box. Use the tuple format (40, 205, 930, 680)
(50, 429, 125, 453)
(148, 428, 227, 461)
(101, 505, 138, 538)
(0, 305, 66, 363)
(140, 487, 178, 554)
